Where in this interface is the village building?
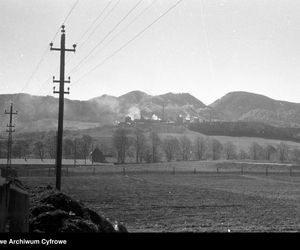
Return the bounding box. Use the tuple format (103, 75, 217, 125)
(90, 147, 113, 163)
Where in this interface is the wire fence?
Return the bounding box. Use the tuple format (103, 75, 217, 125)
(4, 161, 300, 178)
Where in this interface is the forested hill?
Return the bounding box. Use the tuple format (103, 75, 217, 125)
(1, 91, 300, 133)
(0, 92, 206, 133)
(210, 91, 300, 127)
(188, 121, 300, 143)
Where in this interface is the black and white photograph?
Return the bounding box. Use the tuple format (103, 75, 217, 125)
(0, 0, 300, 243)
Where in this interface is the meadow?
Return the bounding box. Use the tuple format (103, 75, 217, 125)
(19, 160, 300, 232)
(69, 124, 300, 153)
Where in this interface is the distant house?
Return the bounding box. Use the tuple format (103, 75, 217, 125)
(91, 148, 113, 163)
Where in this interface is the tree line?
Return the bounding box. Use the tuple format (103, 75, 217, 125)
(1, 127, 300, 164)
(112, 128, 300, 164)
(0, 131, 95, 163)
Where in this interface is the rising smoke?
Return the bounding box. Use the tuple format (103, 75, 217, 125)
(127, 106, 141, 120)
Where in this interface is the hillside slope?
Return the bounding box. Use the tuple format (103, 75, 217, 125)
(2, 91, 300, 133)
(0, 92, 206, 132)
(210, 91, 300, 127)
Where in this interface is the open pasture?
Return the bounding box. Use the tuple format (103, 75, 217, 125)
(69, 125, 300, 154)
(20, 161, 300, 232)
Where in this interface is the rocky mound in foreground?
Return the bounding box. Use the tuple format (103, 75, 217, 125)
(27, 185, 127, 233)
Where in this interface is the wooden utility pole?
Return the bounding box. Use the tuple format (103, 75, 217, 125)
(5, 103, 18, 171)
(50, 25, 76, 190)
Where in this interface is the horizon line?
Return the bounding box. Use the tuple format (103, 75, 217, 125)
(0, 90, 299, 106)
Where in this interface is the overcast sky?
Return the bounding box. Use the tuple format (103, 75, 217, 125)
(1, 0, 300, 105)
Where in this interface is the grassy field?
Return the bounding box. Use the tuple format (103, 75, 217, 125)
(164, 129, 300, 151)
(20, 161, 300, 232)
(69, 124, 300, 153)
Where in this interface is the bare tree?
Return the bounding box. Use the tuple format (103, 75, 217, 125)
(34, 141, 45, 161)
(113, 128, 130, 164)
(12, 140, 30, 159)
(98, 142, 111, 156)
(63, 138, 74, 159)
(78, 135, 93, 165)
(194, 136, 207, 160)
(44, 132, 56, 159)
(134, 128, 147, 163)
(239, 149, 249, 160)
(223, 141, 237, 160)
(277, 142, 289, 162)
(0, 140, 7, 158)
(12, 141, 22, 159)
(210, 138, 223, 160)
(163, 136, 180, 162)
(179, 136, 192, 161)
(150, 131, 161, 163)
(264, 144, 276, 161)
(291, 148, 300, 163)
(249, 142, 263, 160)
(141, 144, 153, 163)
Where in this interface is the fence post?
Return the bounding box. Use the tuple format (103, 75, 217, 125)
(48, 167, 51, 177)
(66, 167, 69, 176)
(290, 167, 292, 177)
(27, 167, 29, 177)
(266, 166, 268, 176)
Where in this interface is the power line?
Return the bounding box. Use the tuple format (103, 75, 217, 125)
(36, 0, 147, 97)
(76, 0, 121, 53)
(68, 0, 143, 75)
(72, 0, 183, 86)
(62, 0, 80, 25)
(19, 46, 49, 94)
(76, 0, 113, 45)
(62, 0, 118, 76)
(81, 0, 158, 66)
(35, 50, 73, 96)
(34, 0, 116, 97)
(50, 0, 80, 44)
(17, 0, 80, 96)
(35, 1, 115, 97)
(34, 71, 56, 96)
(68, 0, 141, 75)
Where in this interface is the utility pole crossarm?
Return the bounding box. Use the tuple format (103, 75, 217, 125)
(6, 126, 15, 133)
(53, 76, 71, 83)
(49, 47, 61, 51)
(52, 76, 60, 83)
(64, 48, 76, 52)
(50, 45, 76, 52)
(53, 87, 60, 94)
(5, 111, 18, 115)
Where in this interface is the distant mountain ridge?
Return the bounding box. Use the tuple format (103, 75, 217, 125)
(0, 91, 206, 133)
(210, 91, 300, 127)
(0, 91, 300, 133)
